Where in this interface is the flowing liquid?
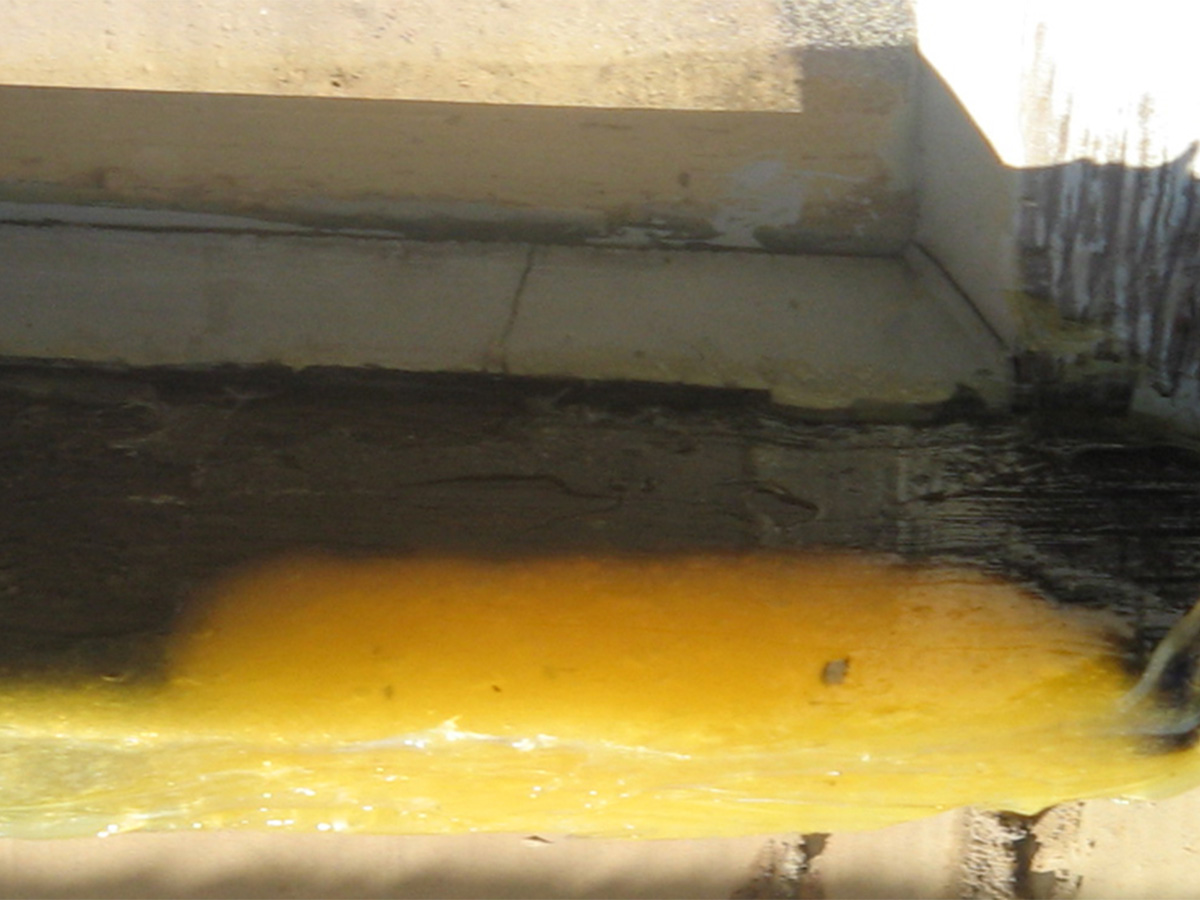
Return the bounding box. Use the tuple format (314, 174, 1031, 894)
(1, 552, 1196, 839)
(7, 369, 1200, 839)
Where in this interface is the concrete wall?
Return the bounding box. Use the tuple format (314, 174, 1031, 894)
(0, 218, 1006, 411)
(0, 0, 1018, 413)
(0, 86, 913, 255)
(0, 0, 917, 256)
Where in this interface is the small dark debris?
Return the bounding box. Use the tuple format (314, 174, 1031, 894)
(821, 659, 849, 686)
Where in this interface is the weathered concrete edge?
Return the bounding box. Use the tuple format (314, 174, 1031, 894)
(0, 216, 1009, 414)
(0, 0, 894, 111)
(0, 807, 1018, 898)
(1030, 789, 1200, 899)
(0, 71, 916, 259)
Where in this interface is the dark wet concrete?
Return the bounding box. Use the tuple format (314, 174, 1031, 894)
(4, 362, 1200, 679)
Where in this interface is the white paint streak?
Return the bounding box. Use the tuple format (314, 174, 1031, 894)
(710, 159, 808, 247)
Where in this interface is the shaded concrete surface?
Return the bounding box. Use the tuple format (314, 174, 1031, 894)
(0, 2, 916, 254)
(3, 361, 1200, 678)
(0, 83, 913, 256)
(0, 225, 1004, 410)
(0, 831, 775, 900)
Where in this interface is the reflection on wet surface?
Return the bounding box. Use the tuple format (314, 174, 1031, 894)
(3, 363, 1200, 678)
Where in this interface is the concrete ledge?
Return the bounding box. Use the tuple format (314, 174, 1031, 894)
(0, 0, 914, 111)
(1031, 789, 1200, 899)
(0, 218, 1008, 412)
(0, 831, 770, 899)
(0, 809, 1031, 898)
(0, 225, 527, 372)
(509, 245, 1003, 409)
(0, 0, 918, 257)
(0, 81, 915, 256)
(4, 1, 1198, 426)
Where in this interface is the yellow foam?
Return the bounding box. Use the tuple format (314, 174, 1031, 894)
(0, 552, 1196, 838)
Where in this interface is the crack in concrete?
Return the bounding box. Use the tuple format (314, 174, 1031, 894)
(489, 243, 537, 375)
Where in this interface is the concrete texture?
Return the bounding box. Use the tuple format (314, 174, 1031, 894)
(0, 0, 918, 256)
(507, 245, 1005, 409)
(0, 0, 798, 109)
(0, 219, 1008, 411)
(2, 0, 1197, 419)
(807, 810, 968, 899)
(0, 87, 914, 257)
(912, 55, 1021, 349)
(0, 0, 915, 112)
(0, 80, 915, 256)
(22, 800, 1200, 899)
(0, 832, 773, 899)
(0, 815, 988, 899)
(0, 225, 526, 371)
(1030, 790, 1200, 900)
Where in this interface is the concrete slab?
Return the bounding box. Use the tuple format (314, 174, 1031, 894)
(0, 84, 915, 255)
(0, 225, 526, 370)
(506, 245, 1007, 410)
(0, 221, 1007, 411)
(0, 832, 772, 899)
(0, 0, 916, 113)
(808, 810, 968, 899)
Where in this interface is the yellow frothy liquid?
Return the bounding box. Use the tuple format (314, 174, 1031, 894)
(0, 553, 1196, 838)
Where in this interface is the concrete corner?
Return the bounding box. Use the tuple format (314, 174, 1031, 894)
(507, 245, 1007, 410)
